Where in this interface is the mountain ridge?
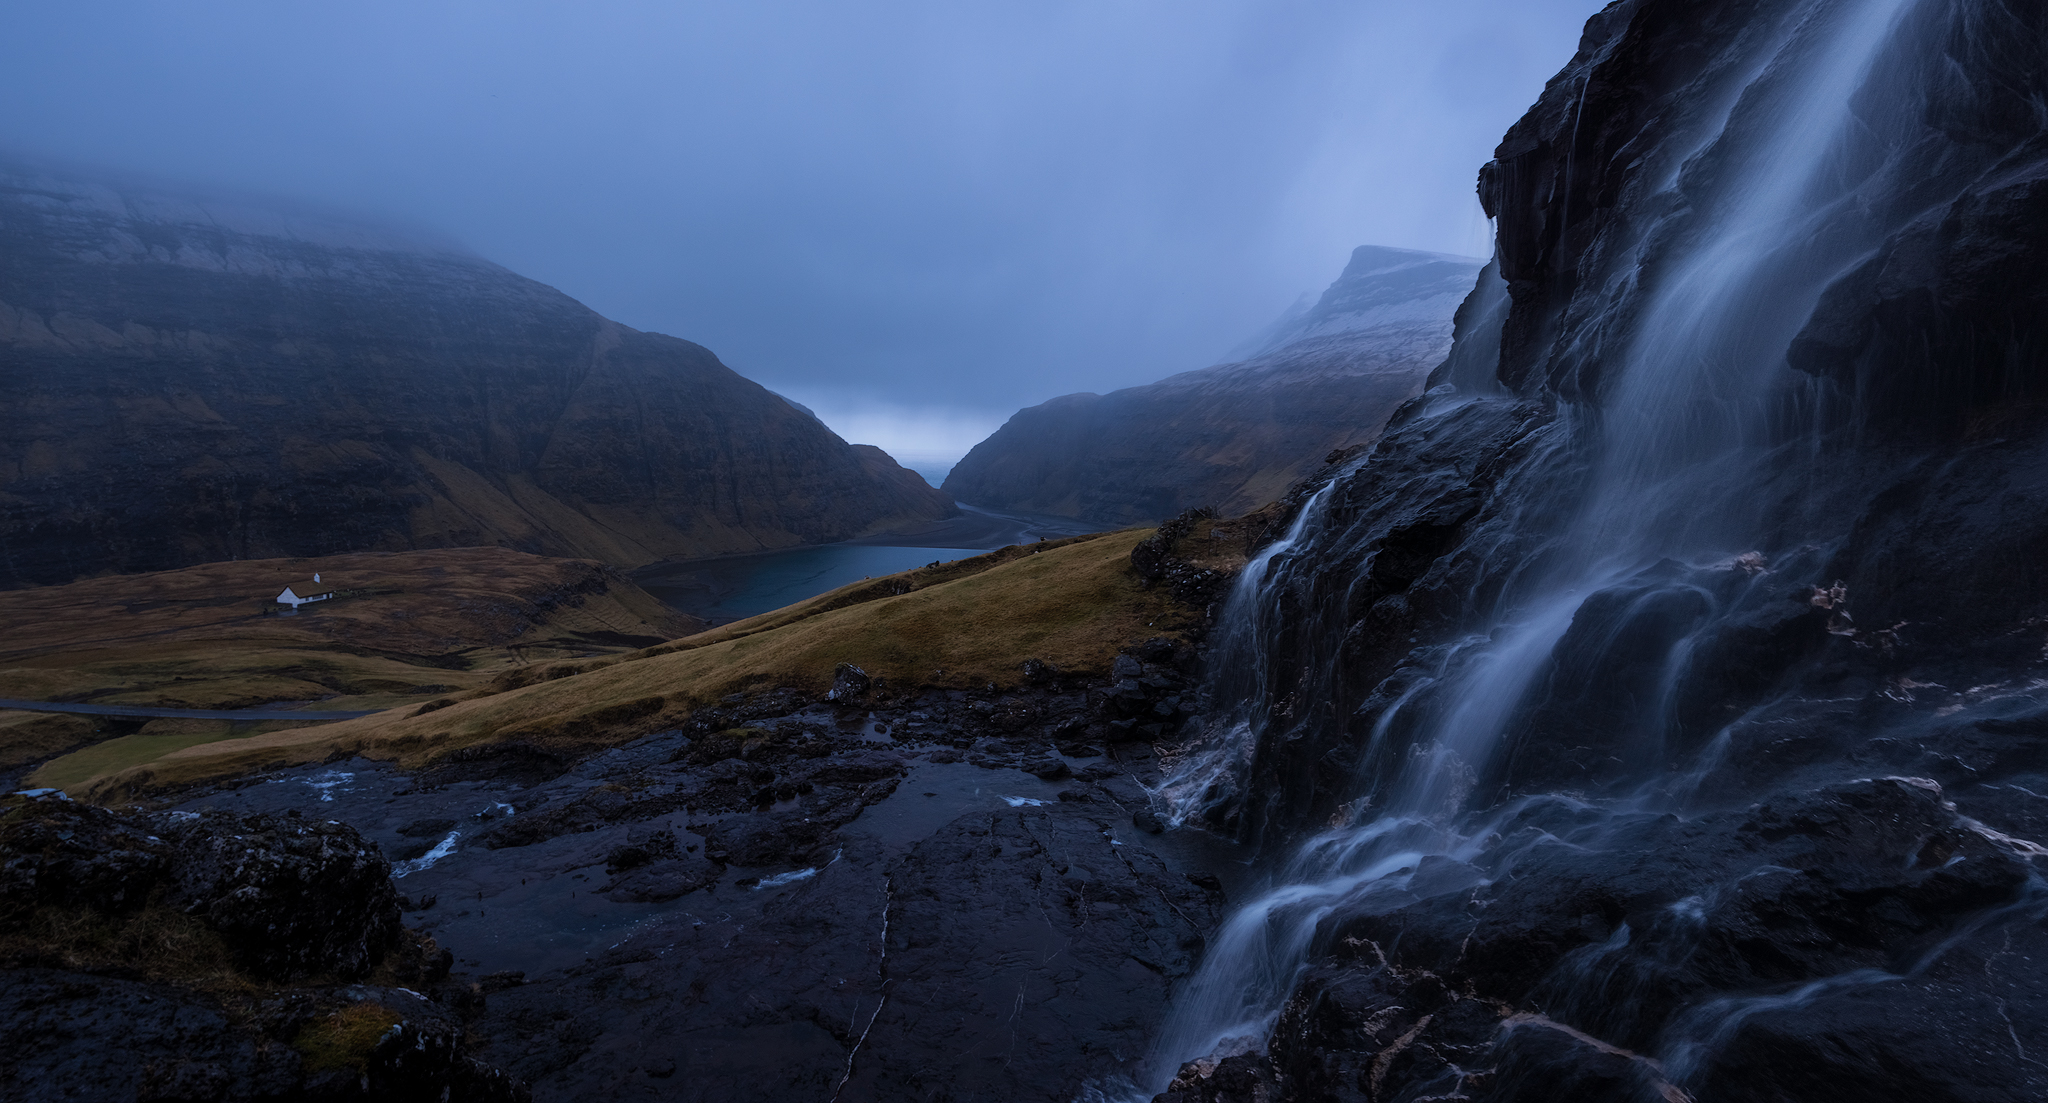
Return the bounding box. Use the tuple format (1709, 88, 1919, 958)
(941, 244, 1483, 524)
(0, 158, 953, 588)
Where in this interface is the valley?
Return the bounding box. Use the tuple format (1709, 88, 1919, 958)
(9, 0, 2048, 1100)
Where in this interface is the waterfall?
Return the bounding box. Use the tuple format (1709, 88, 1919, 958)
(1118, 0, 1933, 1094)
(1152, 482, 1335, 835)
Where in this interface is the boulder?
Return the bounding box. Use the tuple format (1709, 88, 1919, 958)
(2, 795, 401, 982)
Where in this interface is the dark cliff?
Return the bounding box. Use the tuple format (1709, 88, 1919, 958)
(0, 162, 953, 589)
(1148, 1, 2048, 1099)
(942, 246, 1481, 525)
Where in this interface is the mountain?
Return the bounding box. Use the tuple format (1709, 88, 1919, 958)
(1142, 0, 2048, 1098)
(941, 246, 1483, 524)
(0, 160, 953, 589)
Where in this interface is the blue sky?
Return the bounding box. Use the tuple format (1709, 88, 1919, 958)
(0, 0, 1606, 464)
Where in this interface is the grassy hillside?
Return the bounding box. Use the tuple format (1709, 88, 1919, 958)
(1, 547, 694, 776)
(54, 528, 1197, 799)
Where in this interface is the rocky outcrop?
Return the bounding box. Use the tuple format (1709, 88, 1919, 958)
(1, 796, 401, 982)
(0, 790, 522, 1101)
(0, 160, 953, 589)
(943, 246, 1482, 524)
(1147, 0, 2048, 1099)
(159, 810, 407, 981)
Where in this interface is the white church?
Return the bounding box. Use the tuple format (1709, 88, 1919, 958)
(276, 572, 337, 609)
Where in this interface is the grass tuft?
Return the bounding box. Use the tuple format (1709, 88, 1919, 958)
(295, 1003, 404, 1072)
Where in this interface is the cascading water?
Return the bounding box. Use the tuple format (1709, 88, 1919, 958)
(1150, 483, 1336, 834)
(1105, 0, 2003, 1096)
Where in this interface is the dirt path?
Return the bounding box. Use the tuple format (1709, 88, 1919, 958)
(0, 698, 379, 721)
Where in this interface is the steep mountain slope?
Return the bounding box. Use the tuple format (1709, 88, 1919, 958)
(0, 161, 953, 589)
(942, 246, 1482, 524)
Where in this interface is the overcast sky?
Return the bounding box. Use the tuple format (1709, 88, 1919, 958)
(1, 0, 1604, 467)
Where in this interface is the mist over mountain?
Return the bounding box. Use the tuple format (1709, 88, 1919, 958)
(11, 0, 2048, 1100)
(0, 160, 951, 588)
(942, 246, 1483, 524)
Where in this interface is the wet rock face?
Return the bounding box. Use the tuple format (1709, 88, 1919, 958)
(1102, 636, 1203, 742)
(0, 161, 953, 588)
(1203, 397, 1559, 834)
(1781, 1, 2048, 438)
(1164, 779, 2047, 1103)
(1156, 1053, 1287, 1103)
(1152, 0, 2048, 1098)
(470, 792, 1223, 1103)
(1209, 0, 2048, 902)
(1338, 778, 2032, 1013)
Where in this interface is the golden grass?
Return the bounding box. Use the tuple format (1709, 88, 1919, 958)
(0, 709, 96, 771)
(295, 1003, 405, 1072)
(0, 546, 691, 673)
(27, 722, 297, 791)
(1, 546, 696, 788)
(64, 528, 1192, 800)
(1, 644, 480, 714)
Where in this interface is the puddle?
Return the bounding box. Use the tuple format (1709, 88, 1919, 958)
(409, 863, 679, 975)
(284, 769, 356, 802)
(844, 761, 1075, 848)
(754, 867, 818, 889)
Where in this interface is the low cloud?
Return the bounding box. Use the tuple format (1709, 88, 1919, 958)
(779, 388, 1005, 484)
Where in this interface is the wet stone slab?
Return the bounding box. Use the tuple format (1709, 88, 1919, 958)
(169, 708, 1241, 1101)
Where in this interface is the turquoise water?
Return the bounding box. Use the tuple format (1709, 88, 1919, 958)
(635, 543, 990, 623)
(634, 504, 1111, 624)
